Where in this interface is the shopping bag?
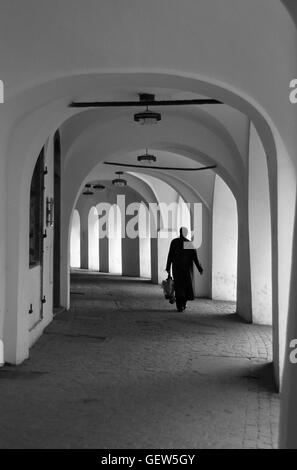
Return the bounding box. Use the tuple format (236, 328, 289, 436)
(162, 275, 175, 304)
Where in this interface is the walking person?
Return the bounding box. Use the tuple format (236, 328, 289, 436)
(166, 227, 203, 312)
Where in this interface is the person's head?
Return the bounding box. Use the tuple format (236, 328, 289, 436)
(179, 226, 188, 239)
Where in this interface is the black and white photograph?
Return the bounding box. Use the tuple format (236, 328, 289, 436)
(0, 0, 296, 456)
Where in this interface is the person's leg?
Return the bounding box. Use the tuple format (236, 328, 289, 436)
(176, 296, 183, 312)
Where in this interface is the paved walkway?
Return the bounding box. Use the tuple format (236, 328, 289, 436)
(0, 272, 279, 449)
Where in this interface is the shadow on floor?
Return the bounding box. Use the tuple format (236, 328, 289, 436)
(71, 270, 152, 285)
(245, 362, 278, 393)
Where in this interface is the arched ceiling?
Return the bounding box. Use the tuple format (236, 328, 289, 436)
(2, 71, 281, 216)
(2, 0, 294, 206)
(60, 106, 246, 227)
(85, 150, 214, 208)
(60, 102, 249, 166)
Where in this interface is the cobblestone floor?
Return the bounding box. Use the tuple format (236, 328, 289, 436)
(0, 272, 279, 449)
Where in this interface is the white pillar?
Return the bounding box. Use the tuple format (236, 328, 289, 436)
(108, 205, 122, 275)
(88, 207, 99, 271)
(248, 123, 272, 325)
(212, 175, 238, 302)
(280, 189, 297, 448)
(70, 210, 81, 269)
(0, 143, 6, 360)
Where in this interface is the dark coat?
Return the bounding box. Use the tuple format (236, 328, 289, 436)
(166, 236, 202, 301)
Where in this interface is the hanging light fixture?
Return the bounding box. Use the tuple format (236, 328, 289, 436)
(134, 106, 161, 125)
(112, 171, 127, 187)
(134, 93, 161, 125)
(93, 182, 106, 191)
(82, 183, 94, 195)
(137, 149, 157, 163)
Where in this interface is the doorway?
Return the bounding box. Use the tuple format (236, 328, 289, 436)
(53, 131, 61, 308)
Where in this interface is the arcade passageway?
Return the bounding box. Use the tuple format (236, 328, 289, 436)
(0, 272, 279, 449)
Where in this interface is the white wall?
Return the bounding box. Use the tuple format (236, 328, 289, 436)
(70, 210, 81, 268)
(249, 123, 272, 325)
(108, 205, 122, 275)
(88, 206, 99, 271)
(212, 176, 238, 301)
(139, 237, 151, 279)
(139, 207, 151, 279)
